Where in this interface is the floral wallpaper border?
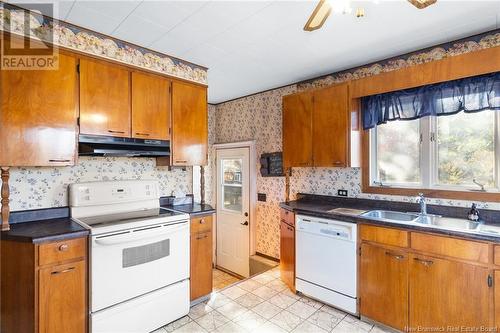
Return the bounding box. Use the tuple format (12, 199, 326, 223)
(297, 29, 500, 91)
(0, 2, 208, 84)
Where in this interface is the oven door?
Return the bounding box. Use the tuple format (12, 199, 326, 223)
(91, 220, 189, 312)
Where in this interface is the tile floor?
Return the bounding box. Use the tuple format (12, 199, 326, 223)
(153, 267, 392, 333)
(213, 268, 242, 291)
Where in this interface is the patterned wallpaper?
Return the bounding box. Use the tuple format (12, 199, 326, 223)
(9, 157, 192, 212)
(212, 29, 500, 259)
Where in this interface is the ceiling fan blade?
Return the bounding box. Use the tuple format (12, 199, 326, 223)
(304, 0, 332, 32)
(407, 0, 437, 9)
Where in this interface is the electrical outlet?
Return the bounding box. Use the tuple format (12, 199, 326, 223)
(258, 193, 267, 202)
(338, 189, 348, 197)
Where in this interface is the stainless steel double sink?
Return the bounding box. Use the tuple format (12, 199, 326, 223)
(359, 209, 499, 235)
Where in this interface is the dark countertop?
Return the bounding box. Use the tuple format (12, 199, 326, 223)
(1, 217, 89, 244)
(163, 203, 215, 217)
(280, 195, 500, 243)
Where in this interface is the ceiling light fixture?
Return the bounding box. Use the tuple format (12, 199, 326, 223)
(407, 0, 437, 9)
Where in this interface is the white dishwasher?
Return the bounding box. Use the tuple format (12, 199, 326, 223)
(295, 215, 357, 315)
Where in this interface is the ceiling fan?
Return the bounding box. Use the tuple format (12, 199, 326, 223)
(304, 0, 438, 32)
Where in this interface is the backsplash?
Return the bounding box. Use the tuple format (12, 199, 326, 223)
(9, 157, 192, 212)
(213, 29, 500, 259)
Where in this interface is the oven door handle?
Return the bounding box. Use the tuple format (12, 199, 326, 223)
(94, 223, 188, 246)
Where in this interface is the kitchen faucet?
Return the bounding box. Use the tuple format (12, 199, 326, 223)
(416, 193, 427, 215)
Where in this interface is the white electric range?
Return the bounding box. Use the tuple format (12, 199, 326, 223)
(69, 180, 190, 333)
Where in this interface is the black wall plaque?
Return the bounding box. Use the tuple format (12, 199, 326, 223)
(260, 152, 284, 177)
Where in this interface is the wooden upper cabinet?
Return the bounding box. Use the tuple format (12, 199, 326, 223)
(409, 253, 490, 328)
(0, 53, 78, 166)
(312, 83, 349, 167)
(282, 92, 313, 168)
(131, 72, 171, 140)
(360, 243, 408, 331)
(171, 81, 208, 166)
(79, 58, 131, 137)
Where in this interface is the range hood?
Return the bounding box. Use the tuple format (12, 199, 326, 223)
(79, 135, 170, 157)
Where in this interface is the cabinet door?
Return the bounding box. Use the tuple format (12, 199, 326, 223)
(280, 220, 295, 291)
(80, 59, 131, 137)
(190, 231, 213, 300)
(0, 53, 78, 166)
(409, 254, 490, 328)
(359, 243, 408, 331)
(132, 72, 170, 140)
(172, 81, 208, 166)
(312, 83, 349, 167)
(282, 92, 313, 168)
(39, 260, 86, 333)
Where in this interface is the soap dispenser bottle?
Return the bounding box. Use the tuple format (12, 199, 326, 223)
(467, 203, 480, 222)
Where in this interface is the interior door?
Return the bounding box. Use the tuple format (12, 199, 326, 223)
(216, 148, 250, 277)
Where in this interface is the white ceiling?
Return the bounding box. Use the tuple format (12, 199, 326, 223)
(7, 0, 500, 103)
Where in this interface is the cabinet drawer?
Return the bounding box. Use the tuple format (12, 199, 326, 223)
(411, 232, 489, 264)
(360, 225, 409, 248)
(280, 208, 295, 227)
(191, 215, 213, 234)
(39, 238, 87, 266)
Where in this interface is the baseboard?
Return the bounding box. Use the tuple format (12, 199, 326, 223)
(255, 252, 280, 263)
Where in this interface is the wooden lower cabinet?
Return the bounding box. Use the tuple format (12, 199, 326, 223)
(280, 208, 295, 291)
(409, 254, 490, 329)
(190, 214, 213, 301)
(1, 237, 87, 333)
(360, 224, 496, 331)
(39, 261, 87, 333)
(359, 243, 408, 331)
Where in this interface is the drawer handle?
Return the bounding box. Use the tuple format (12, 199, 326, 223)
(108, 130, 125, 134)
(51, 267, 75, 275)
(58, 244, 69, 252)
(175, 160, 187, 163)
(333, 161, 343, 165)
(414, 258, 433, 267)
(196, 234, 208, 240)
(135, 132, 150, 136)
(200, 219, 205, 224)
(49, 159, 71, 163)
(385, 251, 404, 260)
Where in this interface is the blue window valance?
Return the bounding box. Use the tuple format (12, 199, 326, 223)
(362, 72, 500, 130)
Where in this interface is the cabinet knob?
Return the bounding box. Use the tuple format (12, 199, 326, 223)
(58, 244, 69, 252)
(200, 218, 205, 224)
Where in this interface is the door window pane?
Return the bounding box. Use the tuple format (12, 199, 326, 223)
(437, 111, 495, 188)
(222, 159, 242, 212)
(376, 120, 420, 184)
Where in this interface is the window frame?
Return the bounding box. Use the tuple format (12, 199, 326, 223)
(363, 111, 500, 202)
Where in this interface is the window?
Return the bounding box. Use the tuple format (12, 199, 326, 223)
(370, 110, 500, 192)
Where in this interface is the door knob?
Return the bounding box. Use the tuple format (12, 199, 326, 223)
(244, 212, 249, 217)
(241, 221, 249, 226)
